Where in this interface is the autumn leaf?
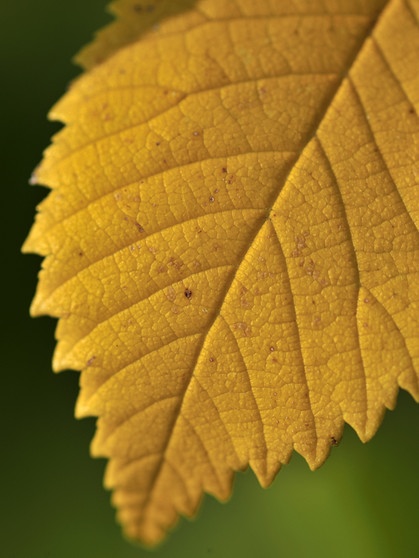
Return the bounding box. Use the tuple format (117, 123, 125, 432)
(24, 0, 419, 546)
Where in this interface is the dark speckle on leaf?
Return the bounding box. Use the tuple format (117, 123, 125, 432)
(86, 356, 96, 367)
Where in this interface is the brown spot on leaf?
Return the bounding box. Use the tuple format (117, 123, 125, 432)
(233, 322, 252, 337)
(168, 257, 184, 270)
(291, 231, 309, 257)
(86, 356, 96, 367)
(184, 288, 192, 300)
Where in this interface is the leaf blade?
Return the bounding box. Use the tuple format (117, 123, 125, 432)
(24, 0, 419, 545)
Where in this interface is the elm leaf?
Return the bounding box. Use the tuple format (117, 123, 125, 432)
(24, 0, 419, 545)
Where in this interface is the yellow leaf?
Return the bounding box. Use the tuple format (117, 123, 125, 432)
(24, 0, 419, 546)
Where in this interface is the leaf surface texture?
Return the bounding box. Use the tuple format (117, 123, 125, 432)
(24, 0, 419, 545)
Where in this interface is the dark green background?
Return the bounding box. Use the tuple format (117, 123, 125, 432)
(2, 1, 418, 557)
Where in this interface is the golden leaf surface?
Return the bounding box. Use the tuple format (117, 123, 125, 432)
(24, 0, 419, 545)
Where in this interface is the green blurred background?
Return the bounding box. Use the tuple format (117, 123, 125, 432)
(2, 1, 418, 557)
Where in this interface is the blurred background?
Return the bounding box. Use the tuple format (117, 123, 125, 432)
(2, 1, 418, 557)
